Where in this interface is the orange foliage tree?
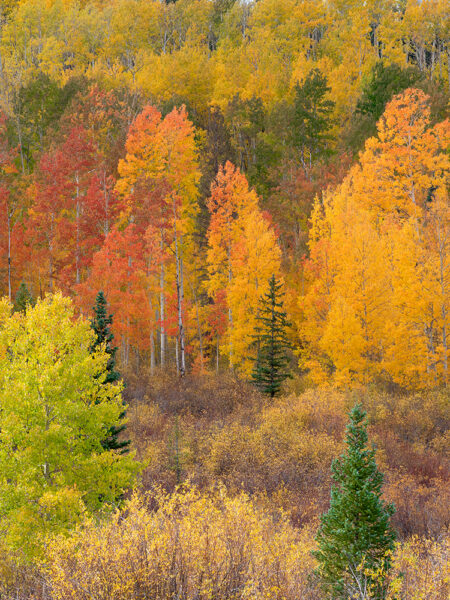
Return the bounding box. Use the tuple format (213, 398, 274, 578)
(206, 162, 281, 374)
(29, 127, 107, 294)
(116, 104, 200, 374)
(300, 88, 449, 389)
(77, 224, 153, 365)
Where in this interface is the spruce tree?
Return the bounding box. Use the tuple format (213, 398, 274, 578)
(91, 291, 129, 453)
(292, 68, 335, 169)
(14, 282, 34, 313)
(314, 404, 396, 599)
(251, 275, 291, 398)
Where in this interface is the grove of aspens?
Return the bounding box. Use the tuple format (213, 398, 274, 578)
(0, 0, 448, 598)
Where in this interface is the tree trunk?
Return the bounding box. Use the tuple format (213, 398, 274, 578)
(7, 208, 11, 302)
(150, 328, 156, 375)
(75, 172, 80, 285)
(175, 335, 179, 376)
(227, 248, 233, 367)
(160, 231, 166, 367)
(173, 203, 186, 377)
(49, 213, 54, 293)
(102, 169, 110, 236)
(436, 211, 448, 384)
(216, 336, 220, 373)
(15, 115, 26, 175)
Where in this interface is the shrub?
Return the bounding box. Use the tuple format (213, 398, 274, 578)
(46, 487, 318, 600)
(388, 536, 450, 600)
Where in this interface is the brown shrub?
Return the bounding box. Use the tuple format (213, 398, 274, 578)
(384, 471, 450, 538)
(124, 375, 449, 539)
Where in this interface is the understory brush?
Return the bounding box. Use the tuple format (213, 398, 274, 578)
(0, 374, 447, 599)
(126, 373, 449, 536)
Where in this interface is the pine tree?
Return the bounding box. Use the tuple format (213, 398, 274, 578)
(14, 282, 34, 313)
(251, 275, 291, 397)
(91, 291, 129, 452)
(314, 404, 396, 599)
(292, 68, 335, 172)
(345, 62, 422, 151)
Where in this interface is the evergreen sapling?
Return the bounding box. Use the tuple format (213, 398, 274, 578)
(14, 282, 34, 313)
(91, 291, 130, 452)
(314, 404, 396, 599)
(252, 275, 291, 397)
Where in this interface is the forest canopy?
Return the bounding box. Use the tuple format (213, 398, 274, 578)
(0, 1, 448, 598)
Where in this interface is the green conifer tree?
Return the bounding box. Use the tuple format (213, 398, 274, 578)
(292, 68, 335, 171)
(14, 282, 34, 313)
(251, 275, 291, 398)
(314, 404, 396, 599)
(91, 291, 129, 453)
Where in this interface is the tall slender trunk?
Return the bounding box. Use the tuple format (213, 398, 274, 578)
(148, 283, 156, 375)
(447, 50, 450, 96)
(15, 116, 25, 175)
(75, 172, 80, 285)
(216, 336, 220, 373)
(160, 231, 166, 367)
(227, 248, 233, 367)
(49, 213, 54, 292)
(150, 329, 156, 375)
(7, 208, 11, 302)
(125, 329, 130, 366)
(173, 205, 185, 377)
(437, 216, 448, 384)
(102, 170, 109, 236)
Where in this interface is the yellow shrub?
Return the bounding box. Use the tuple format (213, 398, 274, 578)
(202, 391, 343, 498)
(388, 536, 449, 600)
(46, 486, 317, 600)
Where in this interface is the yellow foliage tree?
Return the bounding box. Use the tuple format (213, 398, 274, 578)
(300, 88, 449, 389)
(0, 293, 138, 557)
(206, 162, 281, 374)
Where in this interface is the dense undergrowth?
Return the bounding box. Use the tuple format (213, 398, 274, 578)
(1, 372, 447, 599)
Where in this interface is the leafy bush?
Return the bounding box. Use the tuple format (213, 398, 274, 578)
(46, 487, 318, 600)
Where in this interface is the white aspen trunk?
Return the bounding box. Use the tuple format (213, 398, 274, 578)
(447, 50, 450, 95)
(227, 247, 233, 367)
(75, 172, 80, 285)
(15, 116, 25, 174)
(216, 336, 220, 373)
(150, 329, 155, 375)
(441, 302, 448, 385)
(173, 202, 185, 377)
(49, 213, 54, 293)
(125, 329, 130, 366)
(102, 170, 109, 235)
(160, 231, 166, 367)
(121, 337, 126, 365)
(7, 208, 11, 302)
(148, 281, 156, 374)
(176, 243, 186, 376)
(436, 216, 448, 384)
(195, 297, 203, 366)
(160, 263, 166, 366)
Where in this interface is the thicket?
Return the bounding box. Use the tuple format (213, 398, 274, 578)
(0, 361, 446, 597)
(0, 485, 447, 599)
